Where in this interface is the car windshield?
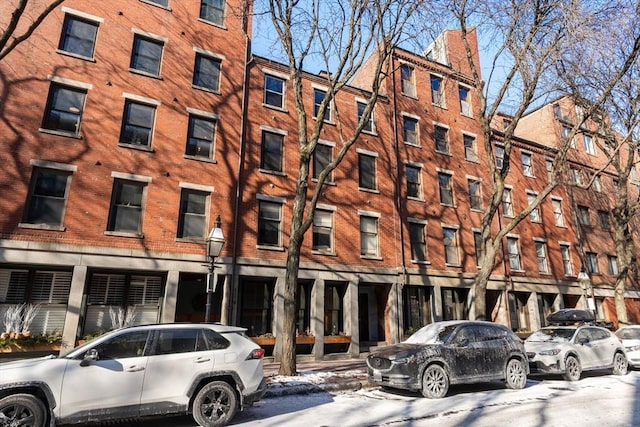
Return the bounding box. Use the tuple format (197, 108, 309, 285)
(404, 323, 459, 344)
(616, 328, 640, 340)
(527, 328, 576, 343)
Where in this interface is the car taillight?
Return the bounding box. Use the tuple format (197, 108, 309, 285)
(247, 348, 265, 360)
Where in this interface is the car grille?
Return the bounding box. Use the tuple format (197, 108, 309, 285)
(368, 357, 391, 370)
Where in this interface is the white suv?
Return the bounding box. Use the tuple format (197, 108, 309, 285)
(0, 323, 266, 426)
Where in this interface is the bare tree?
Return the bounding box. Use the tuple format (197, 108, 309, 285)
(253, 0, 426, 376)
(451, 0, 640, 319)
(0, 0, 65, 62)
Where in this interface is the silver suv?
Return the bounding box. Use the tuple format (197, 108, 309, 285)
(0, 323, 266, 426)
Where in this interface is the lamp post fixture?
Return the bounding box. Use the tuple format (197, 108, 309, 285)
(205, 215, 225, 323)
(577, 267, 595, 316)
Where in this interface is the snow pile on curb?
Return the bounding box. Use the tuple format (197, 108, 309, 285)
(264, 369, 368, 397)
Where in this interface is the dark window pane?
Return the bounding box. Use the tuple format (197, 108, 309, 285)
(200, 0, 225, 25)
(42, 85, 86, 134)
(193, 55, 221, 91)
(261, 131, 283, 172)
(120, 101, 155, 146)
(59, 15, 98, 57)
(131, 36, 163, 75)
(186, 116, 215, 158)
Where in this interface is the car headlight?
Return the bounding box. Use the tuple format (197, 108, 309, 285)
(626, 345, 640, 352)
(394, 355, 417, 364)
(538, 349, 561, 356)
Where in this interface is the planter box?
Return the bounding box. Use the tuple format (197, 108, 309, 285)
(0, 342, 61, 353)
(324, 335, 351, 344)
(252, 336, 318, 346)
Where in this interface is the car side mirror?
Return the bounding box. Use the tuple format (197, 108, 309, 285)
(80, 348, 99, 366)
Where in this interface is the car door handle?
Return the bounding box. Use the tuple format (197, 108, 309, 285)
(195, 357, 211, 363)
(125, 366, 145, 372)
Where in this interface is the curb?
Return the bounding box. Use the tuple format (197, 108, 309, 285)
(264, 379, 372, 398)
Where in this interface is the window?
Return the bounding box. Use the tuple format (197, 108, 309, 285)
(502, 188, 514, 217)
(130, 35, 163, 76)
(495, 144, 504, 169)
(584, 134, 595, 155)
(145, 0, 170, 6)
(258, 200, 282, 247)
(400, 64, 415, 97)
(593, 175, 602, 192)
(438, 172, 454, 205)
(42, 83, 87, 136)
(107, 179, 146, 234)
(356, 101, 374, 133)
(58, 14, 99, 58)
(562, 125, 575, 147)
(430, 74, 443, 106)
(598, 210, 610, 229)
(403, 115, 419, 145)
(527, 192, 541, 223)
(325, 283, 346, 336)
(406, 165, 422, 199)
(200, 0, 225, 26)
(442, 227, 459, 265)
(313, 89, 331, 122)
(442, 288, 468, 320)
(577, 205, 590, 226)
(459, 85, 471, 116)
(312, 209, 333, 252)
(313, 143, 333, 181)
(570, 167, 583, 185)
(358, 152, 377, 190)
(239, 279, 274, 336)
(120, 100, 156, 147)
(546, 158, 553, 180)
(535, 240, 549, 274)
(521, 152, 534, 177)
(585, 252, 599, 274)
(434, 125, 449, 153)
(409, 221, 427, 262)
(473, 231, 483, 267)
(185, 114, 216, 159)
(403, 286, 432, 334)
(177, 189, 208, 239)
(560, 244, 574, 276)
(468, 178, 482, 210)
(260, 130, 284, 172)
(264, 74, 285, 108)
(608, 255, 619, 276)
(464, 134, 478, 162)
(552, 198, 565, 227)
(23, 167, 73, 227)
(94, 331, 150, 359)
(360, 215, 379, 257)
(507, 237, 522, 271)
(193, 53, 221, 92)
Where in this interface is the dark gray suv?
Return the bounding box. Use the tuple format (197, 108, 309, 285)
(367, 320, 529, 398)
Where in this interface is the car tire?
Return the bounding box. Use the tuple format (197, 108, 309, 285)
(505, 358, 527, 389)
(612, 352, 628, 376)
(192, 381, 238, 427)
(421, 364, 449, 399)
(563, 355, 582, 381)
(0, 393, 47, 427)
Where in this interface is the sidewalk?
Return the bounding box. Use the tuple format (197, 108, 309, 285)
(263, 358, 372, 398)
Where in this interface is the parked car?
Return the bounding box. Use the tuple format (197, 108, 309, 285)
(525, 324, 627, 381)
(615, 325, 640, 368)
(366, 320, 529, 398)
(0, 323, 266, 427)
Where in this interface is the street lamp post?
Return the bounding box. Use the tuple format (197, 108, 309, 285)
(577, 268, 595, 317)
(205, 215, 225, 323)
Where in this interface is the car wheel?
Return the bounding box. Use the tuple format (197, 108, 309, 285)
(0, 393, 47, 427)
(612, 352, 628, 376)
(192, 381, 238, 427)
(421, 364, 449, 399)
(505, 358, 527, 389)
(563, 355, 582, 381)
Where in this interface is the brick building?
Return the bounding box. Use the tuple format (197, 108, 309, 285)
(1, 1, 638, 360)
